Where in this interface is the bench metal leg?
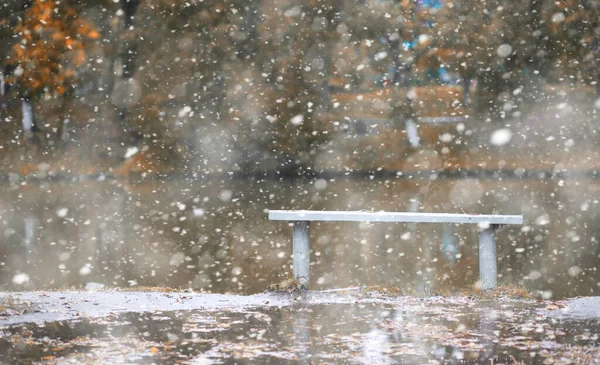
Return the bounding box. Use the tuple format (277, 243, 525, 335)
(479, 224, 499, 290)
(292, 221, 310, 286)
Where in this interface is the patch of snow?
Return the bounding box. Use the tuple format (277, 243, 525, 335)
(79, 264, 92, 276)
(552, 12, 565, 23)
(12, 273, 30, 285)
(290, 114, 304, 126)
(407, 88, 417, 100)
(490, 128, 513, 146)
(84, 282, 106, 291)
(178, 105, 192, 118)
(535, 214, 550, 226)
(124, 146, 139, 159)
(497, 44, 512, 58)
(170, 252, 186, 266)
(568, 266, 582, 277)
(314, 178, 327, 190)
(284, 5, 301, 17)
(219, 190, 232, 202)
(439, 133, 454, 143)
(543, 297, 600, 319)
(374, 51, 388, 61)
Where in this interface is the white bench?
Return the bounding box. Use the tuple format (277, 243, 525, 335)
(269, 210, 523, 290)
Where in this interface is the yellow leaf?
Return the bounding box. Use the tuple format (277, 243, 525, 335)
(87, 29, 100, 39)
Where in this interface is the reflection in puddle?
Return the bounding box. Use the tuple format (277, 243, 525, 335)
(1, 301, 599, 364)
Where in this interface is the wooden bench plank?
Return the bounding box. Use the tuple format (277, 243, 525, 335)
(269, 210, 523, 225)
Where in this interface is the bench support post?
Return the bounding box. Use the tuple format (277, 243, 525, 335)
(292, 221, 310, 286)
(479, 224, 499, 290)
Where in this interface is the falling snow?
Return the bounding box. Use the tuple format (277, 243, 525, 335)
(490, 128, 513, 146)
(1, 0, 600, 362)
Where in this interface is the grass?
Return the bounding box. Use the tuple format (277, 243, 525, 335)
(114, 286, 179, 293)
(26, 281, 537, 301)
(463, 283, 534, 300)
(46, 285, 87, 291)
(265, 281, 534, 300)
(0, 295, 34, 316)
(41, 285, 182, 293)
(266, 277, 308, 293)
(360, 285, 403, 297)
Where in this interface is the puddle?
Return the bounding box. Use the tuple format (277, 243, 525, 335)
(1, 300, 599, 364)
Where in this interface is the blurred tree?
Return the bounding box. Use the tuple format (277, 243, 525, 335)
(110, 0, 142, 145)
(1, 0, 599, 173)
(248, 0, 344, 174)
(401, 0, 552, 120)
(545, 0, 600, 95)
(125, 0, 252, 167)
(1, 0, 99, 142)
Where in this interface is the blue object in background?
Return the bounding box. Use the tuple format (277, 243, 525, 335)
(439, 66, 451, 84)
(419, 0, 443, 9)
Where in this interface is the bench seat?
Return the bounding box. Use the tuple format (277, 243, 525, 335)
(269, 210, 524, 290)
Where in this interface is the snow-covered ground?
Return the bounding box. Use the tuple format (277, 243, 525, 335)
(0, 291, 289, 326)
(0, 290, 471, 326)
(542, 296, 600, 319)
(2, 291, 599, 326)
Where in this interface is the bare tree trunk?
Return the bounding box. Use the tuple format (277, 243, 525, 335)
(55, 93, 73, 148)
(23, 216, 39, 265)
(462, 77, 471, 106)
(320, 39, 332, 111)
(21, 99, 34, 133)
(0, 72, 5, 96)
(21, 98, 40, 145)
(113, 0, 141, 146)
(389, 34, 401, 86)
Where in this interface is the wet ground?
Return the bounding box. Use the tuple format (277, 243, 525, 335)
(1, 292, 599, 364)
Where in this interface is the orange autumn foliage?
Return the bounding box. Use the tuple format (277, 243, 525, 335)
(113, 152, 169, 177)
(7, 0, 99, 98)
